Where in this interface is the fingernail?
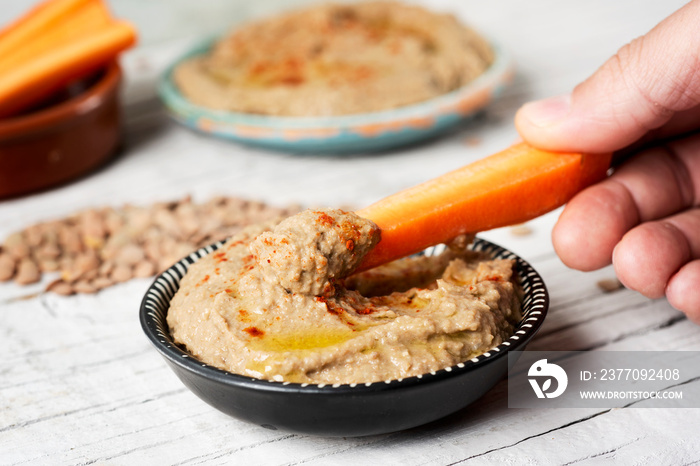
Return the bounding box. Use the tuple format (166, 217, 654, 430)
(520, 94, 572, 127)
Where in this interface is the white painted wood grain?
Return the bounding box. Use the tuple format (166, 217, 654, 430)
(1, 0, 697, 465)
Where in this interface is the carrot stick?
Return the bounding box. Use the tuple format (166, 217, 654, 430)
(355, 142, 612, 271)
(0, 0, 95, 59)
(0, 0, 112, 73)
(0, 20, 136, 117)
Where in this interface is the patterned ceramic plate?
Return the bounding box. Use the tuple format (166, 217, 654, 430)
(140, 237, 548, 436)
(158, 39, 513, 153)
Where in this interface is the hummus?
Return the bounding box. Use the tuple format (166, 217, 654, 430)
(174, 1, 494, 116)
(167, 209, 522, 384)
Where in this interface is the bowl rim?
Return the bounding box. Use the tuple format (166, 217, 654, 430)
(157, 37, 513, 129)
(0, 62, 122, 139)
(140, 237, 548, 395)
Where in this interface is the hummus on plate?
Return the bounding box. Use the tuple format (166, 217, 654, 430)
(167, 209, 522, 384)
(174, 1, 494, 116)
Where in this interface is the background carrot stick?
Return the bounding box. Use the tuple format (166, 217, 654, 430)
(0, 20, 136, 117)
(0, 0, 111, 73)
(355, 142, 612, 271)
(0, 0, 94, 59)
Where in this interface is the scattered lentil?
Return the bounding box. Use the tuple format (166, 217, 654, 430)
(0, 195, 301, 295)
(597, 278, 623, 293)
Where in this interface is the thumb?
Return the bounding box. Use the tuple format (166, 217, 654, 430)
(515, 0, 700, 154)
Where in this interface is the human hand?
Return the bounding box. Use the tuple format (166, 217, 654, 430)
(514, 0, 700, 322)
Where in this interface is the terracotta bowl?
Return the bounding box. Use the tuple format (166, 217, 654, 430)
(0, 62, 122, 199)
(140, 238, 549, 437)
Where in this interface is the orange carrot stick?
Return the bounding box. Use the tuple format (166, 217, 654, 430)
(0, 0, 112, 73)
(0, 20, 136, 117)
(0, 0, 95, 59)
(355, 142, 612, 271)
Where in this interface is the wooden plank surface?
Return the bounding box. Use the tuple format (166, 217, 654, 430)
(1, 0, 697, 464)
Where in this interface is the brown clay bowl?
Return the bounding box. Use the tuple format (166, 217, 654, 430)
(0, 62, 122, 199)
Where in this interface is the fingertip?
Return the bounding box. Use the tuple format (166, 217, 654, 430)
(553, 182, 638, 271)
(613, 222, 691, 299)
(515, 95, 572, 151)
(666, 261, 700, 324)
(552, 212, 601, 271)
(516, 95, 571, 128)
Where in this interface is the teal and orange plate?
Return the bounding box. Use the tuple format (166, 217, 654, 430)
(159, 39, 513, 153)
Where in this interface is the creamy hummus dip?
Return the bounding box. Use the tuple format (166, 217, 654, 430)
(174, 1, 494, 116)
(167, 209, 522, 384)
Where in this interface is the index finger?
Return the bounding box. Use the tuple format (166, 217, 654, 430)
(552, 133, 700, 271)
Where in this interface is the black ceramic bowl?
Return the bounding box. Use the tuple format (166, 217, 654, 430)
(140, 238, 548, 437)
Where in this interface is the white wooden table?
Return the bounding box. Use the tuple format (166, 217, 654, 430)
(2, 1, 699, 464)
